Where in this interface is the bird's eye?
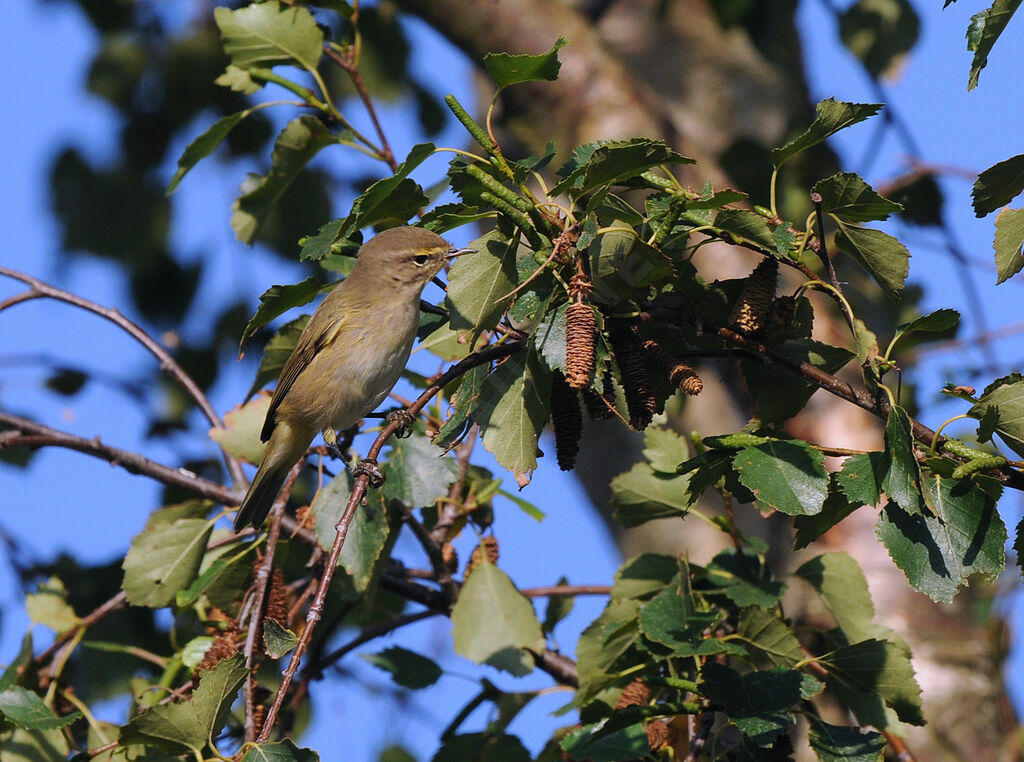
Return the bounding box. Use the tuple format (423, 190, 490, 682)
(412, 253, 430, 266)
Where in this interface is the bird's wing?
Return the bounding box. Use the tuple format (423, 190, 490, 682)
(260, 306, 347, 442)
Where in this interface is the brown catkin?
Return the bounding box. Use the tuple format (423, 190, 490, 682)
(464, 536, 499, 578)
(616, 678, 653, 708)
(550, 371, 583, 470)
(582, 369, 616, 420)
(565, 301, 597, 389)
(765, 294, 797, 335)
(643, 340, 703, 396)
(729, 257, 779, 335)
(196, 631, 239, 675)
(646, 718, 672, 751)
(264, 564, 289, 628)
(607, 324, 656, 430)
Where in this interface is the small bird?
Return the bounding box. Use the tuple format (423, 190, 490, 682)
(233, 226, 458, 531)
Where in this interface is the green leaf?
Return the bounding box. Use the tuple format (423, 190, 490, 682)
(534, 302, 569, 374)
(714, 209, 777, 251)
(451, 560, 545, 675)
(231, 116, 339, 244)
(262, 618, 298, 659)
(839, 0, 920, 79)
(362, 646, 442, 689)
(0, 688, 81, 731)
(966, 0, 1022, 90)
(835, 452, 886, 507)
(586, 221, 672, 304)
(497, 489, 546, 521)
(890, 308, 960, 353)
(475, 349, 551, 487)
(434, 364, 489, 449)
(0, 634, 33, 693)
(638, 572, 718, 655)
(446, 231, 517, 341)
(335, 143, 435, 241)
(610, 463, 691, 528)
(793, 480, 862, 550)
(992, 206, 1024, 284)
(972, 153, 1024, 216)
(483, 36, 567, 89)
(702, 548, 786, 608)
(214, 2, 324, 73)
(239, 739, 321, 761)
(550, 139, 693, 198)
(209, 395, 271, 465)
(807, 718, 886, 762)
(795, 553, 883, 644)
(642, 426, 691, 474)
(812, 172, 902, 222)
(122, 518, 213, 608)
(700, 663, 803, 746)
(733, 440, 828, 516)
(880, 473, 1007, 603)
(818, 639, 924, 725)
(238, 276, 324, 354)
(772, 99, 883, 168)
(833, 220, 909, 300)
(881, 404, 922, 513)
(381, 430, 458, 508)
(168, 110, 250, 194)
(25, 577, 79, 634)
(735, 607, 803, 668)
(435, 732, 532, 762)
(191, 653, 249, 741)
(312, 472, 397, 592)
(968, 373, 1024, 456)
(542, 575, 574, 635)
(215, 64, 262, 95)
(560, 721, 649, 762)
(247, 315, 310, 400)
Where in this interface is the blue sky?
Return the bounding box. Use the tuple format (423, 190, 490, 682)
(2, 1, 1023, 758)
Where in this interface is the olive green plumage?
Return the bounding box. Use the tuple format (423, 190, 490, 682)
(233, 227, 454, 531)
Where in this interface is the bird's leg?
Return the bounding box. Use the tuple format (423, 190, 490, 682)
(352, 457, 385, 488)
(321, 427, 346, 461)
(386, 409, 416, 439)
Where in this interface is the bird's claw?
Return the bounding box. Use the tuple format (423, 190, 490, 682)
(353, 457, 385, 488)
(386, 409, 416, 439)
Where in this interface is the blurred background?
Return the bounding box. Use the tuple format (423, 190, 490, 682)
(2, 0, 1022, 759)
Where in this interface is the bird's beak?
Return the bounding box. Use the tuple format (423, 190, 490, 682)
(447, 246, 473, 260)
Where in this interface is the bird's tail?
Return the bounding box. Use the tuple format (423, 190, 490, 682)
(233, 422, 311, 531)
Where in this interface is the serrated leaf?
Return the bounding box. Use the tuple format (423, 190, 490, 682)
(209, 395, 271, 465)
(560, 721, 649, 762)
(839, 0, 920, 79)
(795, 552, 882, 644)
(610, 463, 691, 528)
(881, 404, 922, 513)
(833, 220, 909, 300)
(542, 575, 574, 635)
(362, 646, 442, 689)
(812, 172, 902, 222)
(550, 139, 693, 198)
(772, 98, 882, 168)
(238, 276, 324, 354)
(0, 688, 81, 731)
(122, 518, 213, 608)
(25, 577, 79, 634)
(702, 548, 786, 608)
(638, 572, 717, 655)
(735, 607, 803, 668)
(534, 301, 568, 373)
(191, 653, 249, 740)
(972, 153, 1024, 216)
(818, 639, 923, 725)
(436, 732, 532, 762)
(877, 473, 1006, 602)
(642, 426, 691, 474)
(247, 315, 310, 400)
(793, 479, 861, 550)
(733, 440, 828, 516)
(214, 2, 324, 73)
(380, 430, 458, 508)
(434, 364, 489, 449)
(969, 373, 1024, 456)
(483, 36, 567, 88)
(215, 64, 262, 94)
(168, 110, 250, 194)
(836, 452, 886, 507)
(700, 663, 804, 745)
(475, 349, 550, 487)
(231, 116, 339, 244)
(808, 718, 886, 762)
(966, 0, 1022, 90)
(239, 739, 321, 761)
(992, 206, 1024, 284)
(714, 209, 777, 251)
(446, 231, 517, 341)
(890, 308, 960, 354)
(263, 618, 298, 659)
(451, 560, 545, 675)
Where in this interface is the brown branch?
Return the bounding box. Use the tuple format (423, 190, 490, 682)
(32, 591, 128, 669)
(520, 584, 611, 597)
(312, 610, 440, 677)
(0, 266, 246, 486)
(322, 44, 397, 171)
(257, 339, 523, 742)
(395, 500, 459, 603)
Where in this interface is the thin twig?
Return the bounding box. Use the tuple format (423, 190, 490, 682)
(321, 44, 397, 171)
(0, 266, 246, 486)
(313, 610, 440, 676)
(32, 591, 128, 669)
(520, 585, 611, 597)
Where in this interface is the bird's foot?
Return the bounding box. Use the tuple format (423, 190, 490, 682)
(386, 409, 416, 439)
(321, 428, 346, 460)
(352, 457, 385, 488)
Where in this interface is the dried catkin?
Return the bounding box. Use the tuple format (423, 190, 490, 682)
(607, 324, 656, 430)
(582, 379, 615, 420)
(643, 340, 703, 396)
(766, 294, 797, 335)
(565, 301, 597, 389)
(729, 257, 779, 335)
(616, 678, 653, 708)
(464, 536, 499, 578)
(196, 631, 239, 675)
(264, 564, 290, 628)
(550, 371, 583, 470)
(646, 718, 671, 751)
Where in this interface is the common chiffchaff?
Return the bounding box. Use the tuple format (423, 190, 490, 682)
(233, 226, 457, 531)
